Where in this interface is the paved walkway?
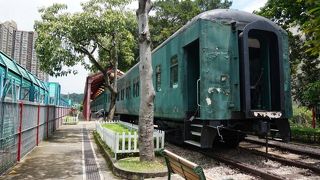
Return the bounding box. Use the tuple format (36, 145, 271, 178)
(0, 121, 118, 180)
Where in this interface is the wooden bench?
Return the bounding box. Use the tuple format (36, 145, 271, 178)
(160, 149, 207, 180)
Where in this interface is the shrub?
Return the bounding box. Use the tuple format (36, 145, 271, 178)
(289, 105, 312, 127)
(291, 126, 320, 143)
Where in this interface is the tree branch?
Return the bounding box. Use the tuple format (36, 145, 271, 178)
(90, 43, 97, 54)
(78, 46, 116, 94)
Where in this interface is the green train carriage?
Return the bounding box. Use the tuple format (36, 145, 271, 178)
(100, 9, 292, 148)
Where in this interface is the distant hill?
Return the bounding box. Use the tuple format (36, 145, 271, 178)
(61, 93, 84, 104)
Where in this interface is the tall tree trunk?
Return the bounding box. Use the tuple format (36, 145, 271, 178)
(137, 0, 155, 162)
(107, 91, 117, 121)
(107, 45, 119, 121)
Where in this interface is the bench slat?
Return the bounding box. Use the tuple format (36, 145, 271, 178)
(161, 149, 206, 180)
(164, 149, 198, 169)
(168, 158, 196, 174)
(170, 161, 201, 180)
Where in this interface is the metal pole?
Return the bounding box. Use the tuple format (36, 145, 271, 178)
(17, 102, 23, 161)
(46, 106, 49, 138)
(36, 104, 40, 146)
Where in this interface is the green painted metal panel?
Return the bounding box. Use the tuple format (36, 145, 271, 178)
(116, 64, 140, 116)
(152, 21, 202, 120)
(199, 21, 233, 120)
(281, 33, 292, 118)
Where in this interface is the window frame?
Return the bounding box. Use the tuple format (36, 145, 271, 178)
(170, 55, 178, 88)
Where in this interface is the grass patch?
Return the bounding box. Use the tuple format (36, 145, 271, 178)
(115, 157, 167, 173)
(102, 123, 136, 134)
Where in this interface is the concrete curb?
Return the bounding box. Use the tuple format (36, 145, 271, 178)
(93, 131, 167, 180)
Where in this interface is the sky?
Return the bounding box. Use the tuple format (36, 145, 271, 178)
(0, 0, 267, 94)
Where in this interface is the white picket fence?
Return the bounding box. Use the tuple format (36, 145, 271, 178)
(96, 121, 165, 159)
(62, 113, 79, 125)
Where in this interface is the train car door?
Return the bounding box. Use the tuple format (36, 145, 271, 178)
(184, 39, 200, 117)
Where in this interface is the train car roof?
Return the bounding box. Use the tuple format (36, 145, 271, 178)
(154, 9, 285, 53)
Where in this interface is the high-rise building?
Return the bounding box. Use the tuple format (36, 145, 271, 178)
(0, 21, 17, 58)
(0, 21, 48, 81)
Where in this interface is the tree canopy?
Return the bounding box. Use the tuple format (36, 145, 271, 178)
(256, 0, 320, 56)
(302, 0, 320, 56)
(35, 0, 137, 120)
(35, 0, 136, 77)
(257, 0, 320, 107)
(149, 0, 232, 47)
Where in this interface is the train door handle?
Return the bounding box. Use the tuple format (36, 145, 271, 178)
(197, 78, 201, 107)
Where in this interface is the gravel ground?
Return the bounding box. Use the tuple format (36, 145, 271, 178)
(165, 143, 257, 180)
(166, 142, 320, 180)
(246, 136, 320, 157)
(240, 141, 320, 169)
(217, 145, 320, 179)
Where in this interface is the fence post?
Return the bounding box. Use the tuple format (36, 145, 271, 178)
(128, 132, 131, 152)
(122, 132, 125, 152)
(36, 104, 40, 146)
(46, 106, 49, 138)
(156, 133, 160, 149)
(162, 131, 165, 148)
(133, 132, 137, 151)
(17, 102, 23, 161)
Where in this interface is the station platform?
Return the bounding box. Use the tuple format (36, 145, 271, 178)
(0, 121, 118, 180)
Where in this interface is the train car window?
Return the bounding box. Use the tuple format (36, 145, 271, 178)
(132, 79, 136, 97)
(136, 81, 140, 97)
(156, 65, 161, 92)
(132, 78, 140, 97)
(121, 89, 124, 100)
(132, 83, 135, 97)
(128, 86, 131, 99)
(126, 87, 128, 99)
(170, 55, 178, 88)
(117, 91, 119, 101)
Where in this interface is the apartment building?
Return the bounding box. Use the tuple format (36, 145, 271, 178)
(0, 21, 48, 81)
(0, 21, 17, 58)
